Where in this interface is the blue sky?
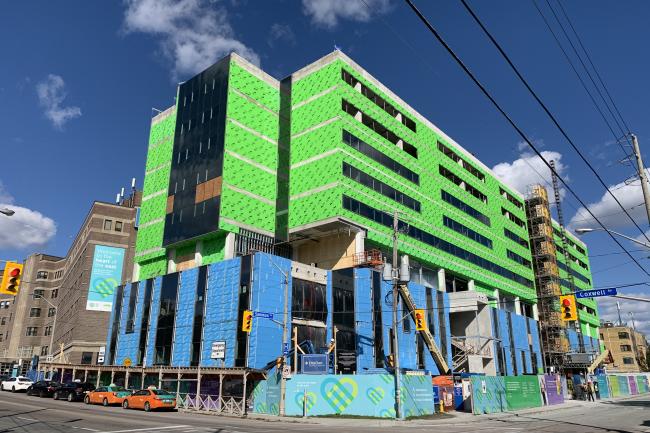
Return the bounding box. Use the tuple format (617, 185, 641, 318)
(1, 0, 649, 335)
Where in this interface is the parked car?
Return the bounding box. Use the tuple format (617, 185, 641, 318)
(1, 377, 33, 392)
(53, 382, 96, 402)
(27, 380, 60, 397)
(84, 385, 131, 406)
(122, 389, 176, 412)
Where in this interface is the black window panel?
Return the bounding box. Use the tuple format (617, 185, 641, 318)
(499, 187, 524, 210)
(125, 282, 139, 334)
(439, 165, 487, 203)
(501, 207, 526, 229)
(295, 325, 327, 353)
(556, 261, 591, 285)
(341, 69, 416, 132)
(504, 228, 529, 249)
(506, 250, 532, 268)
(341, 100, 417, 159)
(190, 266, 208, 366)
(235, 255, 252, 367)
(108, 284, 125, 365)
(371, 271, 384, 368)
(443, 216, 493, 248)
(154, 272, 179, 365)
(137, 279, 154, 365)
(292, 278, 327, 322)
(437, 141, 485, 182)
(336, 329, 356, 352)
(332, 268, 355, 330)
(342, 130, 419, 185)
(163, 58, 230, 247)
(441, 190, 490, 226)
(343, 195, 533, 288)
(342, 162, 420, 212)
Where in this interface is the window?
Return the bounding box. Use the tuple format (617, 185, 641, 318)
(51, 289, 58, 299)
(618, 332, 630, 340)
(103, 219, 112, 230)
(437, 141, 485, 182)
(0, 334, 3, 342)
(115, 221, 123, 232)
(36, 271, 48, 280)
(0, 318, 5, 325)
(441, 190, 490, 226)
(341, 69, 416, 132)
(502, 208, 526, 229)
(499, 187, 524, 210)
(623, 357, 635, 365)
(342, 130, 419, 184)
(292, 278, 328, 322)
(40, 346, 48, 356)
(48, 308, 55, 317)
(342, 99, 417, 158)
(507, 250, 532, 268)
(342, 162, 421, 212)
(33, 289, 44, 298)
(439, 165, 487, 203)
(124, 282, 139, 334)
(44, 326, 52, 336)
(504, 228, 529, 249)
(343, 195, 533, 288)
(81, 352, 93, 365)
(620, 344, 632, 352)
(154, 273, 180, 365)
(26, 327, 38, 337)
(29, 308, 41, 318)
(556, 261, 591, 285)
(443, 216, 492, 248)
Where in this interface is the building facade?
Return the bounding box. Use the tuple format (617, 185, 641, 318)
(0, 199, 138, 371)
(601, 322, 649, 373)
(107, 50, 601, 376)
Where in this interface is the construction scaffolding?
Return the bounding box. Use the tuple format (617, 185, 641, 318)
(526, 184, 568, 371)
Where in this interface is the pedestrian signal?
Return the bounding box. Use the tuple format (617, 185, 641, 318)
(242, 310, 253, 332)
(414, 309, 427, 331)
(0, 262, 23, 296)
(559, 295, 577, 321)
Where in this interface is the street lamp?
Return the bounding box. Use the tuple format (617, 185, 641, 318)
(0, 208, 15, 217)
(575, 228, 650, 249)
(33, 293, 57, 361)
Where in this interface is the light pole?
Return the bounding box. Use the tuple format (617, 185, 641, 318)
(575, 228, 650, 249)
(0, 208, 15, 217)
(33, 293, 56, 360)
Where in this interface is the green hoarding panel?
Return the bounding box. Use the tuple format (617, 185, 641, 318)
(504, 376, 543, 411)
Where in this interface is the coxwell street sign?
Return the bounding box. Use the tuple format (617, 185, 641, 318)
(253, 311, 273, 319)
(575, 288, 617, 299)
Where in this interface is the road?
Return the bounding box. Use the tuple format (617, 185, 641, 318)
(0, 390, 647, 432)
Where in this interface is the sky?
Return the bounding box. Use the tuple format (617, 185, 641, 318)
(1, 0, 649, 337)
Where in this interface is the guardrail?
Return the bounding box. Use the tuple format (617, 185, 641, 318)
(176, 393, 246, 416)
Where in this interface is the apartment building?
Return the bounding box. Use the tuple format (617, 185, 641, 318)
(601, 322, 648, 373)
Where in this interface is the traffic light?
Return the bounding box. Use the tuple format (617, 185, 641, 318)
(414, 309, 427, 331)
(0, 262, 23, 296)
(559, 295, 578, 321)
(242, 310, 253, 332)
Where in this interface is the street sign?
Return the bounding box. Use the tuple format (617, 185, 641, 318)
(283, 343, 289, 356)
(336, 350, 357, 374)
(97, 346, 106, 364)
(123, 358, 132, 367)
(282, 364, 292, 379)
(575, 288, 617, 299)
(253, 311, 273, 319)
(301, 354, 328, 374)
(211, 341, 226, 360)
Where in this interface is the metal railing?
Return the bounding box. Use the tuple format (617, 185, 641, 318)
(176, 393, 246, 417)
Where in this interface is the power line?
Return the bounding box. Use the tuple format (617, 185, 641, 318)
(531, 0, 632, 161)
(459, 0, 650, 247)
(402, 0, 650, 278)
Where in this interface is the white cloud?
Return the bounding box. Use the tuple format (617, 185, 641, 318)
(491, 148, 567, 198)
(268, 23, 296, 47)
(0, 183, 56, 250)
(597, 292, 650, 339)
(301, 0, 391, 28)
(123, 0, 260, 79)
(36, 75, 82, 129)
(568, 172, 650, 231)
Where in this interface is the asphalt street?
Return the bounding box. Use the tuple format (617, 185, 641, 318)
(0, 390, 648, 432)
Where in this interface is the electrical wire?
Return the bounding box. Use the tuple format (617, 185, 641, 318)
(460, 0, 650, 247)
(401, 0, 650, 278)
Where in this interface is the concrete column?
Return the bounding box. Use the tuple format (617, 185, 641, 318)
(110, 369, 115, 385)
(532, 303, 539, 321)
(514, 297, 522, 315)
(468, 279, 476, 291)
(354, 230, 365, 254)
(437, 268, 446, 292)
(132, 263, 140, 284)
(83, 370, 88, 382)
(195, 241, 203, 266)
(224, 232, 236, 260)
(158, 368, 163, 389)
(72, 367, 77, 381)
(167, 250, 176, 274)
(95, 370, 101, 388)
(125, 370, 130, 389)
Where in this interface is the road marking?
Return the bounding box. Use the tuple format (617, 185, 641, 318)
(97, 426, 190, 433)
(16, 416, 38, 421)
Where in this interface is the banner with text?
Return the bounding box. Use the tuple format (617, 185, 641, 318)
(87, 245, 125, 311)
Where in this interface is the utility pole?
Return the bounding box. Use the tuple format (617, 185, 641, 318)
(391, 211, 402, 420)
(631, 134, 650, 227)
(616, 301, 623, 326)
(279, 272, 289, 416)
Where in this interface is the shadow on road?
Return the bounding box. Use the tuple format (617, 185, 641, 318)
(487, 412, 636, 433)
(601, 398, 650, 408)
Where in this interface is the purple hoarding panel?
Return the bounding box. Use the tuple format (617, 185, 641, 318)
(544, 374, 564, 405)
(629, 376, 639, 395)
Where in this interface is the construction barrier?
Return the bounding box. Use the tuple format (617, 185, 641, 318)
(542, 374, 564, 405)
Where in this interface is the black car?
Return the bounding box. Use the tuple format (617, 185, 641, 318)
(27, 380, 60, 397)
(53, 382, 96, 402)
